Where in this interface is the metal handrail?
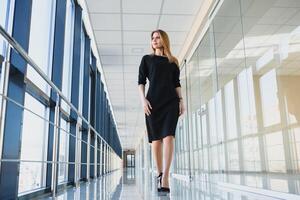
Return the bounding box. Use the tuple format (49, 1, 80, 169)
(0, 92, 101, 148)
(0, 25, 117, 155)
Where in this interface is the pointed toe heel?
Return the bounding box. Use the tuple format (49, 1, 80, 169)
(160, 187, 170, 193)
(156, 172, 163, 191)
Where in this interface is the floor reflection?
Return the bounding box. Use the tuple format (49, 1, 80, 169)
(40, 168, 300, 199)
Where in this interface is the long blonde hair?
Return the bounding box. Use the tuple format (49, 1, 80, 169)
(151, 29, 179, 67)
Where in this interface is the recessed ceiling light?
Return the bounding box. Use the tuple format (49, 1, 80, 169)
(131, 48, 144, 53)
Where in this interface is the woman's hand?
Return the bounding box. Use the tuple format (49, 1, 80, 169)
(179, 100, 185, 116)
(142, 98, 152, 116)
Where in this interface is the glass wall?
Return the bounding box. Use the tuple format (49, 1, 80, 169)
(18, 0, 56, 194)
(174, 0, 300, 195)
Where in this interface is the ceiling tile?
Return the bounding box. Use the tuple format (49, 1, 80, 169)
(100, 55, 123, 65)
(123, 64, 139, 72)
(163, 0, 202, 15)
(86, 0, 120, 13)
(103, 72, 124, 80)
(125, 72, 138, 80)
(123, 31, 150, 45)
(124, 55, 142, 65)
(104, 66, 123, 72)
(122, 0, 162, 14)
(94, 31, 122, 44)
(98, 44, 123, 55)
(123, 14, 159, 31)
(90, 13, 121, 30)
(123, 44, 152, 56)
(159, 15, 194, 31)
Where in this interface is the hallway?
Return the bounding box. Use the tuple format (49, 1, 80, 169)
(1, 0, 300, 199)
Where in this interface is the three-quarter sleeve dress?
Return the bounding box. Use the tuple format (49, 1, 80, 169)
(138, 54, 181, 143)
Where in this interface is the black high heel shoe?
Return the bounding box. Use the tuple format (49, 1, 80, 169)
(159, 187, 170, 193)
(158, 175, 170, 193)
(157, 172, 163, 191)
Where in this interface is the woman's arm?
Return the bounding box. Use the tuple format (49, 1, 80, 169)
(175, 87, 185, 116)
(138, 84, 152, 116)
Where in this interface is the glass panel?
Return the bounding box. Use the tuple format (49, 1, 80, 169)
(265, 131, 286, 172)
(132, 155, 135, 167)
(58, 118, 69, 183)
(77, 130, 81, 180)
(208, 98, 217, 145)
(196, 109, 202, 148)
(201, 112, 208, 146)
(203, 148, 209, 171)
(227, 141, 239, 171)
(210, 146, 218, 171)
(293, 128, 300, 170)
(259, 69, 280, 127)
(237, 68, 257, 135)
(187, 51, 201, 111)
(243, 137, 261, 172)
(224, 80, 237, 139)
(0, 0, 7, 27)
(215, 90, 224, 143)
(191, 112, 197, 150)
(218, 144, 226, 171)
(0, 0, 8, 56)
(279, 29, 300, 126)
(245, 175, 263, 188)
(26, 0, 56, 93)
(61, 0, 75, 112)
(198, 149, 203, 170)
(187, 50, 200, 153)
(78, 27, 85, 116)
(193, 151, 198, 172)
(180, 63, 188, 175)
(213, 0, 246, 89)
(197, 28, 217, 104)
(18, 162, 44, 194)
(0, 0, 13, 57)
(270, 178, 289, 193)
(18, 93, 48, 193)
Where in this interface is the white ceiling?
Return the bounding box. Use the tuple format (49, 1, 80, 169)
(85, 0, 205, 150)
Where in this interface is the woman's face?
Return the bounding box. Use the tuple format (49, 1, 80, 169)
(151, 32, 163, 50)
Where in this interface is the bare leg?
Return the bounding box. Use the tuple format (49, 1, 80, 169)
(152, 139, 163, 174)
(162, 136, 174, 188)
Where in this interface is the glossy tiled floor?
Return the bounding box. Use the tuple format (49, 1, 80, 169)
(41, 168, 300, 200)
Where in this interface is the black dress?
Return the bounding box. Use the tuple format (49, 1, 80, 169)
(138, 54, 181, 143)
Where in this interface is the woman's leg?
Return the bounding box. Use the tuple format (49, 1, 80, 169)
(152, 140, 163, 174)
(162, 136, 174, 187)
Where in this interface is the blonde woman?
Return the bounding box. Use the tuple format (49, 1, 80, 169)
(138, 29, 185, 193)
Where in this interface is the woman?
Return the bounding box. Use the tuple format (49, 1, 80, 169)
(138, 29, 185, 193)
